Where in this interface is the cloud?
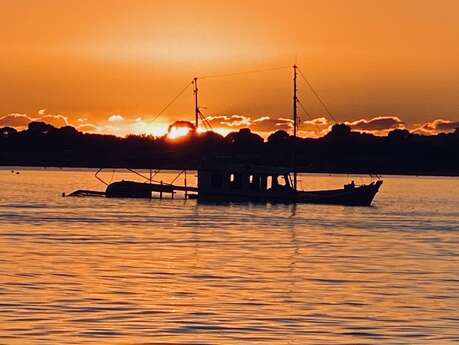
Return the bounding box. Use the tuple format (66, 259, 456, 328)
(101, 125, 122, 134)
(1, 113, 70, 129)
(300, 117, 331, 137)
(206, 115, 251, 129)
(40, 115, 68, 128)
(0, 113, 33, 127)
(435, 120, 459, 132)
(108, 114, 124, 122)
(3, 110, 457, 139)
(250, 116, 293, 132)
(205, 114, 458, 137)
(304, 117, 329, 126)
(414, 118, 459, 135)
(299, 115, 410, 137)
(77, 124, 99, 133)
(129, 118, 168, 137)
(347, 116, 404, 132)
(205, 114, 331, 137)
(205, 115, 293, 133)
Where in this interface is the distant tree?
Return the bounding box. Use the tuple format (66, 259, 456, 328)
(326, 123, 351, 138)
(199, 130, 224, 143)
(388, 128, 410, 140)
(27, 121, 56, 134)
(58, 126, 79, 136)
(267, 130, 289, 144)
(1, 119, 458, 176)
(126, 134, 156, 142)
(1, 126, 17, 137)
(225, 128, 264, 146)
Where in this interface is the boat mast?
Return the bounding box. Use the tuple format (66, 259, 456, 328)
(193, 77, 199, 128)
(292, 65, 298, 191)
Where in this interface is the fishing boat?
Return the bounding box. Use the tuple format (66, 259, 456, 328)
(68, 165, 382, 206)
(68, 65, 383, 206)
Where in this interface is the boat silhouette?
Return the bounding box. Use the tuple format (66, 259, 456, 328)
(69, 165, 382, 206)
(68, 65, 383, 206)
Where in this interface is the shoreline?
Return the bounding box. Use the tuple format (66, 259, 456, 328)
(2, 164, 458, 178)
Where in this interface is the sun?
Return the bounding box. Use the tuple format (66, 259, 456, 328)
(167, 126, 191, 139)
(166, 121, 196, 140)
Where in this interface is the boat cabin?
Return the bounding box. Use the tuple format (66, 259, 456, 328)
(197, 165, 296, 202)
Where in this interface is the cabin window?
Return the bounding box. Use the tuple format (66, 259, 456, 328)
(230, 172, 242, 189)
(260, 175, 268, 190)
(268, 175, 280, 190)
(267, 176, 273, 189)
(278, 175, 287, 187)
(211, 173, 223, 188)
(284, 174, 292, 188)
(249, 174, 260, 190)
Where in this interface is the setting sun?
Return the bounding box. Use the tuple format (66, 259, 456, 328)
(167, 126, 191, 139)
(166, 121, 196, 140)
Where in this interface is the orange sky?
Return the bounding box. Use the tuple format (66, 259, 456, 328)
(1, 0, 458, 136)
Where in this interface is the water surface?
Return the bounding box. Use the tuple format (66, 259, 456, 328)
(0, 168, 458, 344)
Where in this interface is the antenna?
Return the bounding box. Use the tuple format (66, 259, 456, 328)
(193, 77, 199, 128)
(293, 64, 298, 192)
(293, 65, 298, 138)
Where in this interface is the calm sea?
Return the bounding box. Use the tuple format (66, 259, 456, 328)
(0, 168, 458, 344)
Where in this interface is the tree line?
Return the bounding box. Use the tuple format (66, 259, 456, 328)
(1, 121, 458, 176)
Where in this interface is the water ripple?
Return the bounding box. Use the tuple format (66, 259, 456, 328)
(0, 169, 458, 344)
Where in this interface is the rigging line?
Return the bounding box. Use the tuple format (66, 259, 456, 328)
(198, 66, 290, 80)
(201, 118, 211, 130)
(199, 111, 212, 130)
(202, 111, 213, 129)
(297, 67, 337, 123)
(297, 99, 314, 121)
(151, 81, 193, 122)
(109, 169, 115, 184)
(198, 112, 207, 130)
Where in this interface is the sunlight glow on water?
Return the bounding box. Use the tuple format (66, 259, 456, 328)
(0, 169, 458, 344)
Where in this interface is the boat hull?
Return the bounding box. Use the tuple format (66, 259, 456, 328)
(296, 180, 383, 206)
(104, 180, 198, 198)
(73, 178, 383, 207)
(198, 180, 383, 206)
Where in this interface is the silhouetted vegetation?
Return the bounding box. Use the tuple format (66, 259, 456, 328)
(1, 121, 458, 176)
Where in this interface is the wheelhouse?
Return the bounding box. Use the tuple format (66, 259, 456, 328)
(198, 165, 295, 197)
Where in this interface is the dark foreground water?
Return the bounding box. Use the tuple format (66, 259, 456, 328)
(0, 168, 458, 344)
